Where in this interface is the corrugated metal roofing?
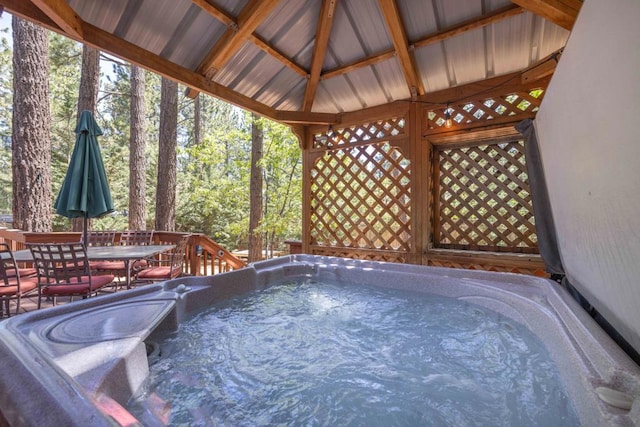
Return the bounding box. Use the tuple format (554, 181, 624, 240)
(35, 0, 571, 117)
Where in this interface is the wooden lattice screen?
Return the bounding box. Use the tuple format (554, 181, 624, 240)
(309, 117, 412, 261)
(433, 139, 538, 253)
(424, 89, 545, 134)
(313, 116, 406, 149)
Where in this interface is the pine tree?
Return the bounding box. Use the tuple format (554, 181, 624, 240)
(11, 17, 52, 232)
(155, 77, 178, 231)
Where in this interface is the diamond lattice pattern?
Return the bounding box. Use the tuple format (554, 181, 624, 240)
(313, 117, 406, 149)
(436, 140, 537, 251)
(311, 142, 411, 251)
(427, 89, 544, 131)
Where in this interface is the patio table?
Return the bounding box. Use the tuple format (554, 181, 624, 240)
(13, 244, 175, 289)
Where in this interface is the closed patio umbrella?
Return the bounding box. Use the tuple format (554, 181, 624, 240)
(54, 110, 114, 245)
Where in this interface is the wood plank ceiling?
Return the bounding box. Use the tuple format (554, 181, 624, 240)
(2, 0, 581, 126)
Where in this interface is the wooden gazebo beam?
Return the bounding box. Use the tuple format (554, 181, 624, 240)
(322, 4, 523, 82)
(191, 0, 235, 26)
(302, 0, 338, 112)
(30, 0, 82, 38)
(413, 4, 524, 49)
(192, 1, 523, 88)
(322, 49, 396, 81)
(194, 0, 280, 79)
(192, 0, 308, 79)
(186, 0, 280, 98)
(250, 33, 307, 77)
(378, 0, 424, 98)
(510, 0, 582, 30)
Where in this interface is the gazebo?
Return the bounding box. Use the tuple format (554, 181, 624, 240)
(4, 0, 640, 358)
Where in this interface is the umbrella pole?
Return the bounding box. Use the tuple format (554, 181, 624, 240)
(83, 215, 88, 247)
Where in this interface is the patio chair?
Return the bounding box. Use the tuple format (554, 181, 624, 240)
(81, 230, 117, 275)
(28, 243, 114, 309)
(135, 234, 190, 284)
(93, 230, 154, 280)
(119, 230, 154, 246)
(81, 230, 117, 246)
(0, 246, 38, 279)
(0, 243, 38, 317)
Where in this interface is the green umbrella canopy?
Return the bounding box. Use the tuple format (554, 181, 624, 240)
(54, 110, 114, 223)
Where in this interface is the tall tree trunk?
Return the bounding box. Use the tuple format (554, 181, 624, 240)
(155, 77, 177, 231)
(128, 65, 147, 229)
(11, 17, 52, 232)
(77, 45, 100, 116)
(248, 113, 263, 263)
(193, 94, 201, 146)
(73, 45, 100, 232)
(193, 94, 203, 177)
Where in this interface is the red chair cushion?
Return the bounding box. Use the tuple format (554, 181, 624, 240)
(0, 279, 37, 296)
(5, 268, 38, 278)
(42, 283, 91, 296)
(42, 275, 114, 296)
(137, 267, 180, 280)
(0, 285, 19, 296)
(18, 278, 38, 294)
(93, 260, 125, 271)
(93, 260, 148, 272)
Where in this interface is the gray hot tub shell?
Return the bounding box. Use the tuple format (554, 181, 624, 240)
(0, 255, 638, 426)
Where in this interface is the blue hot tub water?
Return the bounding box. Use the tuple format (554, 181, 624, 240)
(128, 279, 580, 426)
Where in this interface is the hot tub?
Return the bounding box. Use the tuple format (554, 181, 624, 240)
(0, 255, 638, 426)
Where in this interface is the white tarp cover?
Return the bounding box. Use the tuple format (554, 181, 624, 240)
(535, 0, 640, 354)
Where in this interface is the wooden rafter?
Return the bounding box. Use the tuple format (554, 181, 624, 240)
(194, 0, 280, 78)
(510, 0, 581, 30)
(191, 0, 235, 27)
(321, 5, 523, 82)
(275, 110, 338, 125)
(250, 34, 307, 77)
(302, 0, 338, 112)
(321, 49, 396, 81)
(413, 5, 524, 49)
(30, 0, 83, 38)
(193, 0, 307, 78)
(378, 0, 423, 98)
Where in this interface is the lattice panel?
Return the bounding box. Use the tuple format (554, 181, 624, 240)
(435, 140, 537, 252)
(426, 89, 544, 132)
(313, 117, 406, 149)
(310, 142, 411, 251)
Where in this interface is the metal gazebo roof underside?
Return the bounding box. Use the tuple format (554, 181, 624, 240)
(3, 0, 580, 125)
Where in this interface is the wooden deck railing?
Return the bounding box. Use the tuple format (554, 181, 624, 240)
(0, 227, 246, 276)
(181, 233, 247, 276)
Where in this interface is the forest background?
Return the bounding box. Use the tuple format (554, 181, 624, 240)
(0, 13, 302, 255)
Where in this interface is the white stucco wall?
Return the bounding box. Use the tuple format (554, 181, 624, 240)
(535, 0, 640, 354)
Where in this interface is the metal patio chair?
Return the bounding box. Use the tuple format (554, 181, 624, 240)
(119, 230, 154, 246)
(0, 243, 38, 317)
(81, 230, 117, 247)
(94, 230, 154, 283)
(81, 230, 118, 279)
(135, 234, 190, 284)
(28, 243, 115, 308)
